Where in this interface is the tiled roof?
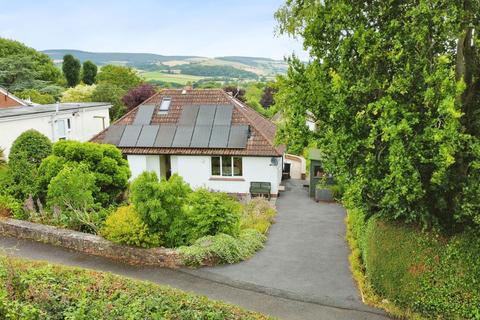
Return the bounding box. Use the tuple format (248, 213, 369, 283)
(91, 89, 284, 157)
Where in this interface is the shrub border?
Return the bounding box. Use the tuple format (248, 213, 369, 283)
(0, 217, 183, 268)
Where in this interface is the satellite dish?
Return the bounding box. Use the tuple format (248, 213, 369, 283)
(270, 157, 278, 166)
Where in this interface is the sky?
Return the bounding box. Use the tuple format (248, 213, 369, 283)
(0, 0, 308, 60)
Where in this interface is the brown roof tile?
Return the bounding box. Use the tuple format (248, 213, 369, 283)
(91, 89, 284, 157)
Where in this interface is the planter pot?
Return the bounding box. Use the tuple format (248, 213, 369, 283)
(315, 188, 334, 202)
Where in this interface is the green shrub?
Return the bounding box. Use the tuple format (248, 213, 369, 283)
(0, 194, 23, 219)
(35, 155, 66, 202)
(130, 172, 191, 245)
(44, 140, 131, 206)
(8, 130, 52, 200)
(0, 256, 271, 319)
(101, 205, 160, 248)
(182, 189, 242, 244)
(0, 168, 13, 196)
(179, 229, 266, 266)
(241, 198, 276, 234)
(348, 211, 480, 319)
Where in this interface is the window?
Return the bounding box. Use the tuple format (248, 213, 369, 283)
(158, 97, 171, 114)
(67, 118, 71, 130)
(211, 156, 242, 177)
(56, 119, 66, 140)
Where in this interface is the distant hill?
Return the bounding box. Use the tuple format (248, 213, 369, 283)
(42, 50, 288, 81)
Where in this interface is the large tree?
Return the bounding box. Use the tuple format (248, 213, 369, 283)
(82, 60, 97, 85)
(275, 0, 480, 229)
(62, 54, 81, 87)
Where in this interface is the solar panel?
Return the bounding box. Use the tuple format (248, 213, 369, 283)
(118, 125, 142, 147)
(196, 105, 216, 126)
(209, 125, 231, 148)
(154, 125, 177, 147)
(190, 125, 212, 147)
(178, 105, 199, 125)
(103, 125, 125, 145)
(213, 104, 233, 126)
(136, 125, 159, 147)
(133, 104, 155, 125)
(172, 126, 194, 147)
(227, 125, 249, 148)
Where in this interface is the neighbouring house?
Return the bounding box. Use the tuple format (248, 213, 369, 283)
(284, 154, 307, 180)
(0, 86, 28, 108)
(92, 89, 285, 198)
(0, 101, 111, 157)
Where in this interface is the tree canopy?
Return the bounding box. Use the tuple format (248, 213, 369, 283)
(275, 0, 480, 230)
(62, 54, 81, 87)
(82, 60, 97, 85)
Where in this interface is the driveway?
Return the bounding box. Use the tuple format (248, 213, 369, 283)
(188, 179, 380, 313)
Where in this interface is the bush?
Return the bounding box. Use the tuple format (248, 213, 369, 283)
(60, 84, 95, 102)
(241, 198, 276, 234)
(182, 189, 242, 244)
(0, 256, 271, 319)
(0, 194, 23, 219)
(42, 140, 130, 206)
(130, 172, 191, 246)
(179, 229, 266, 266)
(35, 155, 66, 202)
(15, 89, 55, 104)
(348, 210, 480, 319)
(8, 130, 52, 200)
(101, 206, 160, 248)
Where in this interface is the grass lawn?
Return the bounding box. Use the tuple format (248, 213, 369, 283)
(141, 71, 206, 84)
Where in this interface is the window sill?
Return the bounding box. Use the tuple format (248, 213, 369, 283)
(209, 177, 245, 182)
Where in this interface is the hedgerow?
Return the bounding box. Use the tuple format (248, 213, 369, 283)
(0, 256, 271, 320)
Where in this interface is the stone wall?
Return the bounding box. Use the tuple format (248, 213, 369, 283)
(0, 218, 183, 268)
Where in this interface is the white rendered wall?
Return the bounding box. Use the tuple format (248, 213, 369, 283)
(127, 155, 161, 180)
(0, 106, 110, 157)
(170, 155, 283, 195)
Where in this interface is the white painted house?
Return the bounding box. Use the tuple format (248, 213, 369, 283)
(93, 89, 285, 197)
(0, 101, 111, 157)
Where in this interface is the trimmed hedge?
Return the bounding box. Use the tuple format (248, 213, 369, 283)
(348, 209, 480, 319)
(0, 256, 271, 319)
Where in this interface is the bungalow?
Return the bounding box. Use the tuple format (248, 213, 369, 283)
(0, 86, 28, 108)
(92, 89, 285, 198)
(0, 99, 111, 157)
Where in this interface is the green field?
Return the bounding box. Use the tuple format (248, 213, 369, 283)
(141, 71, 206, 84)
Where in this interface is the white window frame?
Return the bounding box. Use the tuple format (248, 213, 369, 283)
(158, 97, 172, 115)
(211, 156, 243, 177)
(55, 119, 68, 140)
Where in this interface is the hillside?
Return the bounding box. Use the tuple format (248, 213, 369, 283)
(42, 49, 288, 83)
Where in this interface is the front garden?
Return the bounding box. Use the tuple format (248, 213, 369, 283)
(0, 130, 276, 266)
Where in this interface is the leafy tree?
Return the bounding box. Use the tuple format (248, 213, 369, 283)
(91, 83, 125, 120)
(61, 84, 95, 102)
(260, 85, 277, 109)
(40, 141, 131, 206)
(223, 86, 246, 102)
(0, 38, 61, 90)
(275, 0, 480, 229)
(121, 83, 156, 111)
(62, 54, 81, 87)
(81, 60, 97, 85)
(8, 130, 52, 200)
(15, 89, 55, 104)
(96, 65, 142, 91)
(0, 149, 5, 167)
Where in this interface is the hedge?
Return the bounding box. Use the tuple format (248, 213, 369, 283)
(347, 209, 480, 319)
(0, 256, 271, 320)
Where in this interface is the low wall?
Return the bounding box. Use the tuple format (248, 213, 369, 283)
(0, 218, 183, 268)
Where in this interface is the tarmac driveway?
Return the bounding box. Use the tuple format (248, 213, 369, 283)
(188, 179, 378, 314)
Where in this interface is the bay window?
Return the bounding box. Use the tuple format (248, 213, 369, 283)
(211, 156, 242, 177)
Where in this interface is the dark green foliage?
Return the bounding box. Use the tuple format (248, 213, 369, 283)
(42, 140, 130, 206)
(81, 60, 97, 85)
(177, 64, 259, 79)
(0, 256, 271, 319)
(8, 130, 52, 200)
(62, 54, 81, 87)
(275, 1, 480, 229)
(92, 83, 125, 120)
(35, 155, 66, 202)
(130, 173, 191, 246)
(348, 210, 480, 319)
(183, 189, 242, 244)
(0, 38, 61, 91)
